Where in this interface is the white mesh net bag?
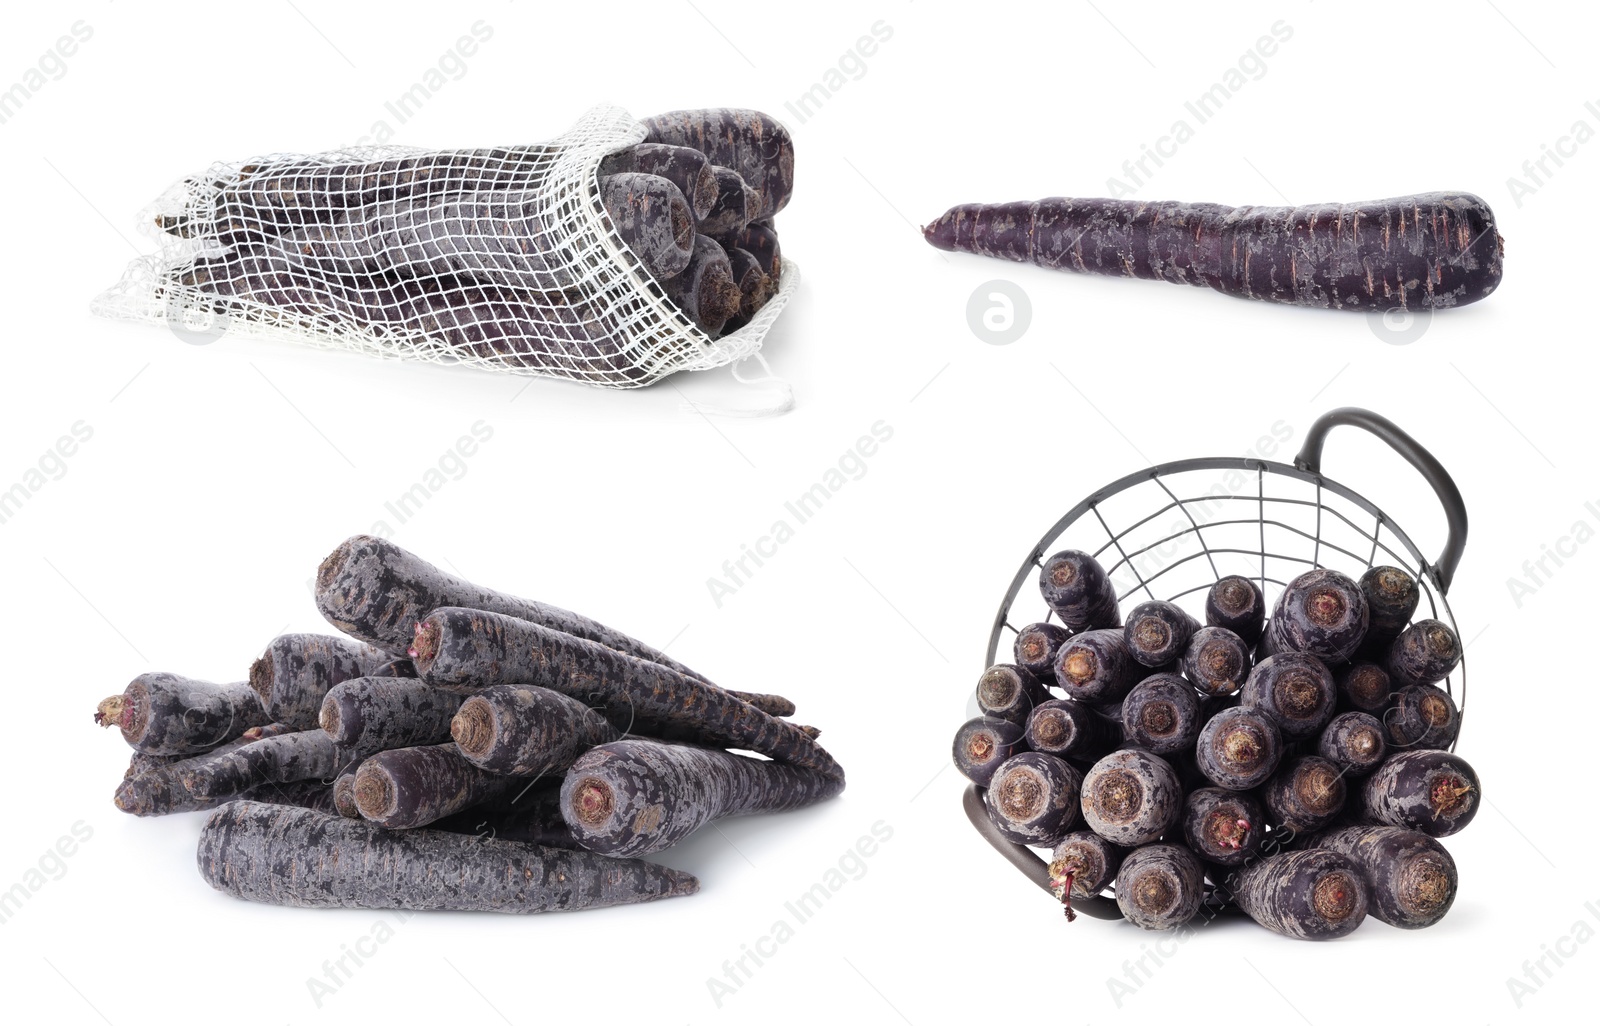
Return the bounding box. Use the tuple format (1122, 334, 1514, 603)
(92, 104, 798, 389)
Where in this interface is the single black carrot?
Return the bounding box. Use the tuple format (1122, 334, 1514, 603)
(1335, 661, 1393, 714)
(1123, 600, 1199, 667)
(1240, 653, 1337, 741)
(982, 752, 1083, 847)
(1052, 628, 1136, 703)
(1048, 831, 1125, 921)
(1386, 619, 1462, 688)
(721, 245, 775, 332)
(976, 664, 1052, 725)
(1038, 550, 1121, 630)
(1120, 673, 1201, 756)
(451, 684, 618, 777)
(1223, 850, 1369, 940)
(1014, 622, 1071, 680)
(182, 729, 346, 801)
(353, 743, 514, 830)
(661, 234, 743, 335)
(1115, 844, 1203, 931)
(632, 143, 719, 221)
(1181, 626, 1251, 697)
(599, 172, 695, 279)
(1079, 748, 1182, 846)
(197, 800, 699, 913)
(1181, 787, 1264, 866)
(1025, 699, 1111, 760)
(562, 739, 845, 857)
(952, 716, 1026, 786)
(1205, 575, 1265, 645)
(318, 676, 466, 755)
(410, 607, 844, 781)
(923, 192, 1503, 311)
(1307, 825, 1457, 929)
(641, 109, 795, 220)
(96, 673, 269, 756)
(1317, 711, 1388, 775)
(315, 535, 713, 683)
(1359, 566, 1420, 654)
(1263, 756, 1347, 834)
(1195, 706, 1283, 790)
(1263, 569, 1370, 664)
(1358, 750, 1480, 837)
(114, 734, 262, 816)
(249, 633, 392, 730)
(1385, 684, 1460, 750)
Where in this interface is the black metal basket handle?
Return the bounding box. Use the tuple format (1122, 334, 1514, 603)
(1294, 407, 1468, 593)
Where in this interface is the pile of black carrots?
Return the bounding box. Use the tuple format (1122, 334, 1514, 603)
(162, 107, 792, 365)
(956, 553, 1478, 939)
(97, 535, 843, 915)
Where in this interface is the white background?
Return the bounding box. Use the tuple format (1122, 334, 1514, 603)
(1, 1, 1595, 1023)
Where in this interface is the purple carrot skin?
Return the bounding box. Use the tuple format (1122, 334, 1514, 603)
(726, 691, 796, 717)
(1182, 626, 1252, 697)
(1317, 711, 1388, 776)
(721, 245, 775, 331)
(1195, 706, 1283, 790)
(1385, 684, 1460, 750)
(952, 716, 1026, 786)
(332, 764, 361, 818)
(1241, 653, 1337, 741)
(1359, 565, 1420, 654)
(182, 729, 346, 801)
(1123, 600, 1200, 668)
(249, 633, 392, 730)
(451, 684, 619, 776)
(1224, 849, 1370, 940)
(1205, 576, 1266, 645)
(981, 752, 1083, 847)
(367, 656, 417, 679)
(1120, 674, 1201, 756)
(641, 109, 794, 220)
(563, 739, 845, 857)
(599, 172, 695, 279)
(1026, 699, 1112, 760)
(115, 735, 264, 816)
(1182, 787, 1265, 866)
(428, 780, 578, 849)
(1079, 748, 1182, 846)
(1264, 756, 1347, 834)
(1048, 831, 1125, 921)
(354, 743, 515, 830)
(1307, 825, 1457, 929)
(976, 664, 1053, 725)
(316, 535, 714, 683)
(1265, 568, 1370, 664)
(723, 220, 781, 281)
(923, 192, 1503, 311)
(696, 166, 758, 236)
(1386, 619, 1462, 688)
(1336, 661, 1393, 714)
(661, 233, 743, 335)
(1115, 844, 1203, 931)
(410, 607, 843, 781)
(197, 800, 699, 913)
(318, 676, 466, 755)
(96, 674, 269, 756)
(1038, 550, 1121, 630)
(631, 143, 719, 221)
(1053, 628, 1136, 703)
(1014, 622, 1071, 680)
(1359, 750, 1480, 837)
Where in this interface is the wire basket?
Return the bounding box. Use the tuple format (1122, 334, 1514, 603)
(962, 407, 1469, 920)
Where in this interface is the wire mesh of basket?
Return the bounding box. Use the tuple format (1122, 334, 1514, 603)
(963, 408, 1469, 920)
